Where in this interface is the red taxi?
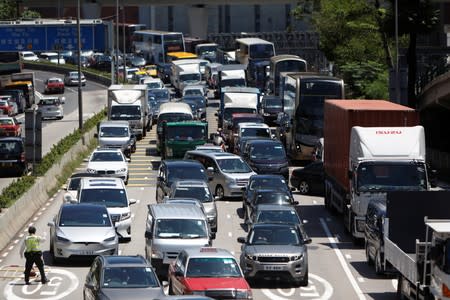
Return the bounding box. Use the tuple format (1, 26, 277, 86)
(44, 77, 65, 94)
(0, 117, 22, 137)
(0, 98, 15, 116)
(168, 247, 252, 299)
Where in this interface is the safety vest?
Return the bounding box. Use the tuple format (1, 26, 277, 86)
(24, 235, 40, 252)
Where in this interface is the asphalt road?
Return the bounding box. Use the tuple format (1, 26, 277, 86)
(0, 69, 107, 192)
(0, 99, 400, 300)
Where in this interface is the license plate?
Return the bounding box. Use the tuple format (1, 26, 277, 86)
(1, 162, 13, 167)
(79, 250, 94, 255)
(263, 265, 283, 271)
(47, 108, 52, 111)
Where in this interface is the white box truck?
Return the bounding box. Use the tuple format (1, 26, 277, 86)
(107, 84, 149, 140)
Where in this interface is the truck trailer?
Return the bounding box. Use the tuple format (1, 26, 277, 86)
(323, 100, 429, 239)
(384, 191, 450, 300)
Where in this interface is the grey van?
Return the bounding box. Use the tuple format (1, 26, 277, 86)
(145, 203, 214, 279)
(184, 151, 257, 199)
(95, 120, 136, 157)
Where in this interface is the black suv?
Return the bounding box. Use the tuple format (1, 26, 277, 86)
(242, 139, 289, 180)
(156, 160, 209, 203)
(84, 255, 165, 299)
(0, 137, 30, 176)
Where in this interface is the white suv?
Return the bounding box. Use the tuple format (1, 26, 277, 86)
(76, 177, 136, 240)
(85, 148, 130, 184)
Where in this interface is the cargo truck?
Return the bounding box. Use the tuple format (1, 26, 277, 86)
(107, 84, 149, 140)
(3, 72, 35, 109)
(324, 100, 430, 239)
(384, 191, 450, 300)
(160, 121, 208, 159)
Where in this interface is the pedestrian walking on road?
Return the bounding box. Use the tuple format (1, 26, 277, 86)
(19, 226, 49, 285)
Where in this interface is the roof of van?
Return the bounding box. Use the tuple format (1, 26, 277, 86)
(148, 203, 206, 219)
(235, 37, 274, 45)
(79, 177, 125, 189)
(186, 150, 240, 160)
(99, 120, 130, 127)
(158, 102, 193, 115)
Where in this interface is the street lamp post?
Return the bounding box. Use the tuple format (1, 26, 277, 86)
(77, 0, 83, 130)
(395, 0, 400, 104)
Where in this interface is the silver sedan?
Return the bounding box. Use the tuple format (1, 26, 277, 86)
(47, 203, 119, 264)
(37, 97, 64, 120)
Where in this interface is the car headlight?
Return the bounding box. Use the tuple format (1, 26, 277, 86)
(151, 249, 163, 259)
(166, 147, 173, 157)
(263, 112, 270, 116)
(56, 235, 70, 242)
(245, 254, 256, 261)
(104, 236, 116, 242)
(290, 254, 303, 261)
(121, 212, 131, 220)
(87, 168, 96, 173)
(118, 168, 127, 173)
(225, 176, 236, 184)
(236, 289, 252, 299)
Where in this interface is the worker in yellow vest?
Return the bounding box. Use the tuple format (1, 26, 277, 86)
(19, 226, 49, 285)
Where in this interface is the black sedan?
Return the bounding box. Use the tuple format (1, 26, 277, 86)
(290, 161, 324, 195)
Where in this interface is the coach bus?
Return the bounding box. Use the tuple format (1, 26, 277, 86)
(132, 30, 185, 64)
(115, 23, 146, 53)
(278, 72, 344, 161)
(0, 52, 21, 76)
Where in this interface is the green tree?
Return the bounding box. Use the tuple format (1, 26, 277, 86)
(0, 0, 16, 20)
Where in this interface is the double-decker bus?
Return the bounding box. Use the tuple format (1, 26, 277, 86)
(115, 23, 146, 53)
(267, 55, 307, 95)
(0, 52, 21, 76)
(234, 37, 275, 88)
(279, 72, 344, 161)
(131, 30, 185, 64)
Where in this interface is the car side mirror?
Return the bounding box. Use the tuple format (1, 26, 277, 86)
(237, 237, 246, 244)
(144, 231, 153, 239)
(59, 96, 66, 104)
(47, 221, 55, 227)
(304, 238, 312, 244)
(293, 201, 299, 205)
(126, 158, 131, 163)
(84, 282, 95, 289)
(83, 158, 89, 162)
(94, 133, 98, 138)
(174, 270, 183, 277)
(210, 232, 216, 240)
(129, 198, 137, 205)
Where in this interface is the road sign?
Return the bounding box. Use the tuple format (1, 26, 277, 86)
(0, 20, 106, 52)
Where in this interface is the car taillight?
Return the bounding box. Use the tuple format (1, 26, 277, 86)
(20, 152, 25, 162)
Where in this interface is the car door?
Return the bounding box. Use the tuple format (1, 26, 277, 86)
(171, 251, 187, 295)
(84, 258, 100, 300)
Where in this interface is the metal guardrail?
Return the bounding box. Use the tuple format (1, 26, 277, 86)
(415, 63, 450, 96)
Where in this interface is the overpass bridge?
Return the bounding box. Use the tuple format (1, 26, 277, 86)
(418, 68, 450, 177)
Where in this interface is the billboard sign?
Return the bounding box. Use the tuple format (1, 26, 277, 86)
(0, 20, 106, 52)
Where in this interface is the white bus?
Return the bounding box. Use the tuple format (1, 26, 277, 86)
(131, 30, 185, 64)
(234, 37, 275, 66)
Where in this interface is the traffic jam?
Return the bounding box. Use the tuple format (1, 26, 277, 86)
(0, 21, 449, 300)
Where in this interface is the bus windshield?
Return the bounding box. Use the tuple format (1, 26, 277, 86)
(298, 80, 343, 119)
(166, 126, 205, 140)
(250, 44, 275, 59)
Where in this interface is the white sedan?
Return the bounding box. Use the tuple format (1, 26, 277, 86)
(85, 148, 129, 184)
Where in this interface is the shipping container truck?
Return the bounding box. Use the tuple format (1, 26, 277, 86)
(384, 191, 450, 300)
(324, 100, 430, 239)
(107, 84, 149, 140)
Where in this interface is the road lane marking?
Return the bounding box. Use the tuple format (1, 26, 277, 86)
(345, 254, 351, 259)
(319, 218, 366, 300)
(228, 232, 232, 237)
(357, 277, 365, 283)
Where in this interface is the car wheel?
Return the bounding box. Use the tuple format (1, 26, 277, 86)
(365, 241, 374, 266)
(215, 185, 224, 200)
(299, 271, 309, 286)
(298, 180, 310, 195)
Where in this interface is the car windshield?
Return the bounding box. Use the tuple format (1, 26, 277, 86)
(184, 89, 203, 97)
(167, 165, 207, 185)
(0, 118, 13, 125)
(91, 152, 124, 162)
(255, 193, 292, 205)
(59, 206, 112, 227)
(79, 189, 128, 207)
(149, 89, 170, 100)
(146, 82, 162, 89)
(256, 210, 300, 224)
(100, 126, 129, 137)
(241, 127, 271, 138)
(155, 219, 207, 238)
(249, 227, 301, 245)
(250, 144, 286, 160)
(173, 186, 212, 202)
(180, 74, 201, 82)
(110, 106, 141, 120)
(68, 177, 82, 190)
(217, 158, 252, 173)
(186, 257, 242, 278)
(264, 98, 282, 108)
(48, 79, 62, 84)
(249, 177, 287, 191)
(102, 267, 159, 288)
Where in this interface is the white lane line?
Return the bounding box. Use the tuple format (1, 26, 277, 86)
(345, 254, 352, 259)
(320, 218, 366, 300)
(13, 239, 19, 244)
(227, 214, 231, 219)
(2, 252, 8, 257)
(8, 246, 13, 251)
(228, 232, 232, 237)
(357, 277, 365, 283)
